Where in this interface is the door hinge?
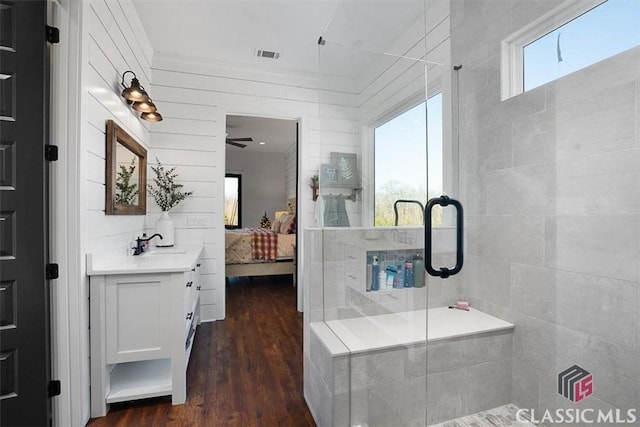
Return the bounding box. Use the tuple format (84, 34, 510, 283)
(46, 26, 60, 44)
(46, 263, 59, 280)
(48, 380, 61, 397)
(45, 145, 58, 161)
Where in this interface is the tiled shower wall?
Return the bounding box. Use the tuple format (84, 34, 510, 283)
(451, 0, 640, 417)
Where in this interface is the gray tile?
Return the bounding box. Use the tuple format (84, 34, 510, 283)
(553, 326, 639, 411)
(465, 256, 511, 307)
(304, 355, 332, 427)
(512, 313, 558, 373)
(427, 369, 465, 425)
(350, 348, 406, 391)
(365, 376, 426, 427)
(511, 264, 557, 323)
(486, 163, 553, 216)
(471, 122, 513, 174)
(552, 157, 587, 216)
(544, 215, 640, 282)
(636, 287, 640, 351)
(463, 359, 512, 415)
(555, 97, 635, 160)
(511, 358, 541, 414)
(555, 271, 636, 347)
(404, 343, 427, 378)
(585, 148, 640, 215)
(512, 107, 556, 167)
(468, 215, 544, 266)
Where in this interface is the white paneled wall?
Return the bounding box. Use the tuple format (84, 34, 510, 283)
(78, 0, 154, 423)
(285, 143, 297, 199)
(84, 0, 153, 254)
(150, 55, 360, 319)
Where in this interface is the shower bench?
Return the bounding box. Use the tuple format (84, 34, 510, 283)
(306, 307, 514, 426)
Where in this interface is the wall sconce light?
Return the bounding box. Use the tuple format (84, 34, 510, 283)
(121, 71, 163, 122)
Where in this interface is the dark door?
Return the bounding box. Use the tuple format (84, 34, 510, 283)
(0, 1, 51, 426)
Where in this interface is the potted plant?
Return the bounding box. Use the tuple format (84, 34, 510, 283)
(148, 158, 193, 246)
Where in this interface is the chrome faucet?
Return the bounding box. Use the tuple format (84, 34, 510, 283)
(133, 233, 163, 256)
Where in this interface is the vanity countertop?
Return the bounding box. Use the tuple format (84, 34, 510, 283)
(86, 245, 204, 276)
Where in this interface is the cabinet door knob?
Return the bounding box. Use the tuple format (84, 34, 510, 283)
(186, 312, 193, 320)
(196, 285, 201, 290)
(191, 268, 196, 272)
(196, 263, 201, 267)
(186, 281, 193, 287)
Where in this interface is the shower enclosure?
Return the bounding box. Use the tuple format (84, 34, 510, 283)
(303, 0, 640, 425)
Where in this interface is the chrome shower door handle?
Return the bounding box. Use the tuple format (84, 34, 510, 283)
(425, 195, 463, 279)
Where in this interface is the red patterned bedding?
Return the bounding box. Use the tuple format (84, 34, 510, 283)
(250, 228, 278, 261)
(225, 229, 295, 264)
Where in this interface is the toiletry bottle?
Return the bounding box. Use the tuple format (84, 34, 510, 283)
(379, 265, 386, 290)
(142, 232, 149, 251)
(366, 262, 372, 292)
(371, 256, 379, 291)
(404, 260, 414, 287)
(413, 253, 425, 288)
(385, 265, 396, 289)
(394, 263, 404, 288)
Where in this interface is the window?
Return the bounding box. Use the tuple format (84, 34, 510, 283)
(373, 93, 443, 226)
(224, 174, 241, 229)
(502, 0, 640, 99)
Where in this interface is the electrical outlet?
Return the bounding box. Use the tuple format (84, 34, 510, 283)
(187, 216, 208, 228)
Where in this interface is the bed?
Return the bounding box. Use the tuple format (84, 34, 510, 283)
(225, 200, 297, 282)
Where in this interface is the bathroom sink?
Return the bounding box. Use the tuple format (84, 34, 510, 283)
(144, 250, 187, 256)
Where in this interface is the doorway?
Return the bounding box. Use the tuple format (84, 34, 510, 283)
(223, 114, 299, 310)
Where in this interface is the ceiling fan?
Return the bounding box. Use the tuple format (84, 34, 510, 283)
(225, 136, 253, 148)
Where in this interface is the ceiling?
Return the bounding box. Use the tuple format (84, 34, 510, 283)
(132, 0, 426, 79)
(226, 115, 297, 153)
(132, 1, 425, 153)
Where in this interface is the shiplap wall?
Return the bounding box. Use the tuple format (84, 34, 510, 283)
(150, 56, 360, 318)
(79, 0, 154, 423)
(285, 143, 297, 200)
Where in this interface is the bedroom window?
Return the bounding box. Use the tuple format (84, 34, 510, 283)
(373, 93, 443, 226)
(502, 0, 640, 99)
(225, 174, 242, 229)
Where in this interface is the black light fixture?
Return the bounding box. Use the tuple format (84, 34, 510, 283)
(120, 71, 163, 122)
(121, 71, 149, 102)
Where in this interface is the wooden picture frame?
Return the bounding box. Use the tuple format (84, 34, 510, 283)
(105, 120, 147, 215)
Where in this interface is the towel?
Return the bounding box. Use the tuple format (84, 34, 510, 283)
(322, 194, 350, 227)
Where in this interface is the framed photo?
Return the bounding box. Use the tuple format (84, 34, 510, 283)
(330, 152, 359, 187)
(320, 163, 339, 186)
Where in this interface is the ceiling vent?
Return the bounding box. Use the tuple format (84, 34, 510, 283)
(256, 49, 280, 59)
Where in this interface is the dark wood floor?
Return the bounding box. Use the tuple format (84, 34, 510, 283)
(88, 275, 316, 427)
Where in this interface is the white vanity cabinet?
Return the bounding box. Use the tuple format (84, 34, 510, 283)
(87, 245, 203, 417)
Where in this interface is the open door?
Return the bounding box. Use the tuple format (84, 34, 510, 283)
(0, 1, 52, 425)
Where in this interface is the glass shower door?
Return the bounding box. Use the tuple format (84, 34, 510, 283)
(314, 1, 435, 425)
(425, 0, 640, 426)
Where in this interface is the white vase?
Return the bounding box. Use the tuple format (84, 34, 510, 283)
(155, 211, 175, 247)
